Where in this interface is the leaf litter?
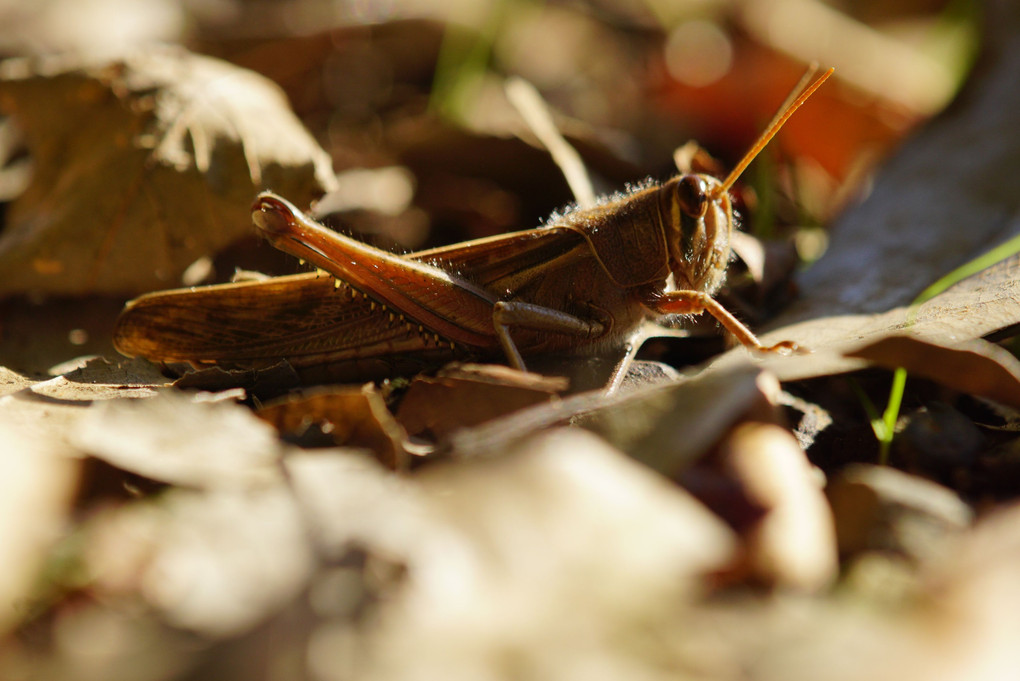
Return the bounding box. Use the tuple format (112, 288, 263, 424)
(0, 46, 337, 297)
(5, 3, 1020, 680)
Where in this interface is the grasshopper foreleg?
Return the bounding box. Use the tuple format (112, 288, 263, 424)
(645, 290, 800, 354)
(493, 301, 604, 370)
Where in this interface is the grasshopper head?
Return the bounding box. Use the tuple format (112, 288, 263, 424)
(662, 173, 732, 295)
(662, 66, 834, 297)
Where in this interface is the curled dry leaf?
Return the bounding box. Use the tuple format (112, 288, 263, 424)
(708, 257, 1020, 388)
(257, 384, 408, 470)
(0, 46, 337, 297)
(846, 335, 1020, 409)
(717, 422, 838, 591)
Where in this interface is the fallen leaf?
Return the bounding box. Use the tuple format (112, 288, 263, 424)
(258, 384, 408, 470)
(348, 428, 736, 679)
(285, 449, 430, 561)
(395, 363, 566, 440)
(706, 257, 1020, 386)
(579, 365, 779, 477)
(0, 46, 337, 297)
(85, 482, 313, 637)
(717, 422, 838, 591)
(774, 18, 1020, 324)
(827, 463, 972, 563)
(0, 358, 168, 463)
(847, 335, 1020, 409)
(916, 501, 1020, 680)
(0, 418, 79, 636)
(73, 389, 283, 489)
(0, 366, 34, 397)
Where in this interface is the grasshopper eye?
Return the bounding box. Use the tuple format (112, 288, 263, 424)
(677, 175, 709, 218)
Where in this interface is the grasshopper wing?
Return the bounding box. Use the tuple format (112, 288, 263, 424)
(114, 225, 588, 369)
(113, 273, 452, 367)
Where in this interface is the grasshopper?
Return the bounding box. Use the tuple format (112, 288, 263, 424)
(114, 69, 832, 390)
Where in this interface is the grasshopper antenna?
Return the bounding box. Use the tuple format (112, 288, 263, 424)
(711, 66, 834, 200)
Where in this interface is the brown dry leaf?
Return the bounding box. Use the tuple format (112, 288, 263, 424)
(847, 335, 1020, 409)
(172, 360, 304, 400)
(73, 389, 283, 489)
(441, 363, 766, 462)
(257, 384, 408, 470)
(707, 255, 1020, 387)
(717, 422, 837, 591)
(395, 363, 567, 440)
(0, 46, 337, 297)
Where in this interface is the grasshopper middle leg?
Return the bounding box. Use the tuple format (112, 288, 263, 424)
(493, 301, 604, 370)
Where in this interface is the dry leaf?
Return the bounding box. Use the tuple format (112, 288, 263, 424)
(0, 358, 167, 464)
(348, 428, 736, 679)
(395, 363, 566, 440)
(85, 482, 313, 637)
(258, 384, 408, 470)
(0, 418, 79, 636)
(0, 46, 337, 297)
(579, 365, 778, 477)
(706, 257, 1020, 387)
(916, 501, 1020, 680)
(775, 8, 1020, 324)
(847, 335, 1020, 409)
(717, 422, 838, 591)
(73, 389, 283, 489)
(827, 464, 972, 562)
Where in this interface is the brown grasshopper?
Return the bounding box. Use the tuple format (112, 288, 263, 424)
(114, 68, 832, 390)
